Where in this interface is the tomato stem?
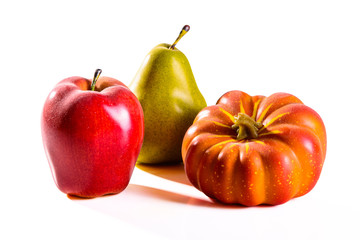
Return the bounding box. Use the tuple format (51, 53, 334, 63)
(232, 113, 263, 140)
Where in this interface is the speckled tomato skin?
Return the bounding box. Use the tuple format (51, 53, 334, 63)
(41, 76, 144, 198)
(182, 91, 326, 206)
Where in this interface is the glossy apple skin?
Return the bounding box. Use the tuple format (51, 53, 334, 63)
(41, 76, 144, 198)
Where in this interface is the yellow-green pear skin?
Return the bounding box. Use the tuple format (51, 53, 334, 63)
(130, 43, 207, 164)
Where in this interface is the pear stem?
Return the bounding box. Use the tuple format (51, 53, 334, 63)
(169, 25, 190, 50)
(90, 69, 102, 91)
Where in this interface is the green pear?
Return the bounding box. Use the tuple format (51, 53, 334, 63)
(130, 25, 207, 164)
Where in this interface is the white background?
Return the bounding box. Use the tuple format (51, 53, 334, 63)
(1, 0, 359, 239)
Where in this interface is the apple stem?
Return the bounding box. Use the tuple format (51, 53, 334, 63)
(169, 25, 190, 50)
(90, 69, 102, 91)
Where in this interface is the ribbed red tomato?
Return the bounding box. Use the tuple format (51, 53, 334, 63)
(182, 91, 326, 206)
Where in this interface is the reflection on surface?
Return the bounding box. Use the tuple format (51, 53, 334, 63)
(69, 183, 243, 209)
(127, 184, 214, 206)
(67, 192, 118, 200)
(136, 163, 192, 186)
(127, 184, 247, 209)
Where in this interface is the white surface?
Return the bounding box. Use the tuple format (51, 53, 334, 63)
(1, 0, 359, 239)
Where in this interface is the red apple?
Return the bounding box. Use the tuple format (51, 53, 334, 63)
(41, 69, 144, 198)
